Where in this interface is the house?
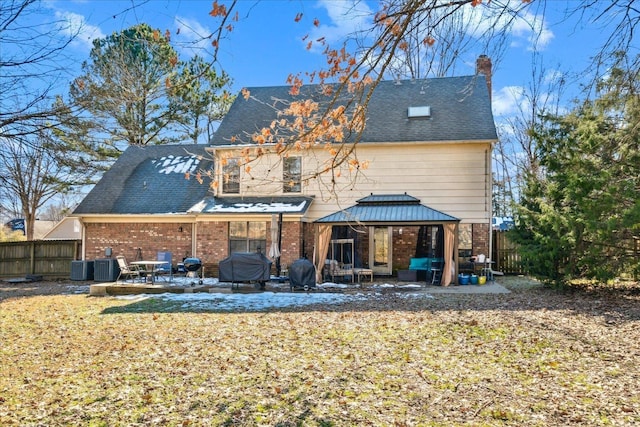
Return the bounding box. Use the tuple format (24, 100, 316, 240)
(71, 56, 497, 285)
(42, 217, 82, 240)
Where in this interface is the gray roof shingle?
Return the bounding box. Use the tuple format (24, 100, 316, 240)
(210, 75, 497, 146)
(73, 145, 213, 215)
(75, 75, 496, 216)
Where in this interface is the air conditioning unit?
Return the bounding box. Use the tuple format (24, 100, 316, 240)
(70, 260, 94, 281)
(94, 258, 119, 282)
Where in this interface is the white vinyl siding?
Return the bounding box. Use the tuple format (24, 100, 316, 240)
(214, 141, 492, 224)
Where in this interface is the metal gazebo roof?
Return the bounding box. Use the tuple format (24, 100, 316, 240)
(315, 194, 459, 224)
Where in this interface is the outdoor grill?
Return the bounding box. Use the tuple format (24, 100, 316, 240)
(288, 258, 316, 291)
(218, 252, 272, 290)
(181, 257, 203, 284)
(183, 257, 202, 272)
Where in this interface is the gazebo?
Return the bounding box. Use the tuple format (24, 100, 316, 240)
(314, 194, 461, 286)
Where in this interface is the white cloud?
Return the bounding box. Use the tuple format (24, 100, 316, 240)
(173, 16, 213, 57)
(465, 2, 554, 51)
(55, 11, 104, 51)
(510, 10, 554, 51)
(543, 68, 564, 85)
(309, 0, 374, 46)
(492, 85, 528, 117)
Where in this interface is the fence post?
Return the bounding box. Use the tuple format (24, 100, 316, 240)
(30, 241, 36, 275)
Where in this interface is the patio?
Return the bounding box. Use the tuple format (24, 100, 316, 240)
(89, 275, 510, 296)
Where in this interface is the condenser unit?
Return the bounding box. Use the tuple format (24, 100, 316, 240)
(94, 258, 119, 282)
(70, 260, 94, 281)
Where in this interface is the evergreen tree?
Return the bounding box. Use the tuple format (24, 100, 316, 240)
(513, 53, 640, 283)
(170, 55, 235, 144)
(56, 24, 233, 182)
(70, 23, 181, 155)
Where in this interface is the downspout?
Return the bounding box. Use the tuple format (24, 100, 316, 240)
(487, 147, 493, 265)
(277, 212, 283, 276)
(192, 215, 198, 258)
(80, 218, 86, 260)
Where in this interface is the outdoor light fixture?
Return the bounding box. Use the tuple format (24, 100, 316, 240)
(178, 226, 183, 232)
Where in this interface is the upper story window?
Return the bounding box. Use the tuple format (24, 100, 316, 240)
(222, 158, 240, 194)
(283, 156, 301, 193)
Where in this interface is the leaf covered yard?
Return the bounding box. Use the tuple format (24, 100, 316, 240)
(1, 278, 639, 426)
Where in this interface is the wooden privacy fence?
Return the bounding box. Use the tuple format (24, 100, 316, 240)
(492, 231, 526, 275)
(0, 240, 81, 279)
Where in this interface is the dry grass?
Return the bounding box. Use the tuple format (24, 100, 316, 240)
(1, 277, 639, 426)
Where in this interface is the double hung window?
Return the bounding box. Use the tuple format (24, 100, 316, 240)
(283, 157, 301, 193)
(229, 221, 266, 253)
(222, 158, 240, 194)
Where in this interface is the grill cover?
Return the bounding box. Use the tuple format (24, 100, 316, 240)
(288, 258, 316, 290)
(218, 252, 272, 283)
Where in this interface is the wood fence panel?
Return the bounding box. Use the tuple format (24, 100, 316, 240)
(492, 231, 526, 275)
(0, 240, 81, 279)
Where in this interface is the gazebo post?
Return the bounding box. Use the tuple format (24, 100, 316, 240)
(454, 222, 460, 283)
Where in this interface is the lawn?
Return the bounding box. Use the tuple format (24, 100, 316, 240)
(1, 277, 639, 426)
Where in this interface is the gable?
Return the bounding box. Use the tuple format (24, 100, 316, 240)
(210, 75, 497, 146)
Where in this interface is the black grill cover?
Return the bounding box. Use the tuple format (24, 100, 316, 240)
(218, 252, 272, 283)
(289, 258, 316, 290)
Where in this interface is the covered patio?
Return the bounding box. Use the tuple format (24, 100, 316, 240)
(313, 194, 461, 286)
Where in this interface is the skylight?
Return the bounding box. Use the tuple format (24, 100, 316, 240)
(408, 106, 431, 118)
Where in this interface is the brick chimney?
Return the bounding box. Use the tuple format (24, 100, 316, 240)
(476, 55, 492, 101)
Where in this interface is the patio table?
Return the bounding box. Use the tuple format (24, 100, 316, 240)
(130, 260, 167, 285)
(354, 268, 374, 284)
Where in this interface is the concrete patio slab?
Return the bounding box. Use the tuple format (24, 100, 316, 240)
(90, 277, 510, 296)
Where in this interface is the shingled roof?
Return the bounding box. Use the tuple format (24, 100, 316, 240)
(73, 145, 214, 215)
(210, 75, 497, 146)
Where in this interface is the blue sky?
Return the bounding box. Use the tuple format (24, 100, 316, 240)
(39, 0, 622, 123)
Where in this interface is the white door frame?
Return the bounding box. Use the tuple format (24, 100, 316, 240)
(369, 226, 392, 275)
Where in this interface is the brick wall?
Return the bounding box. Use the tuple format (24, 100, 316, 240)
(277, 221, 303, 268)
(195, 221, 228, 275)
(472, 223, 490, 258)
(392, 226, 419, 271)
(85, 220, 306, 278)
(85, 220, 491, 278)
(84, 222, 193, 262)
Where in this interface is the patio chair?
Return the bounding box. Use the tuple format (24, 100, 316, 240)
(116, 255, 145, 283)
(155, 251, 173, 282)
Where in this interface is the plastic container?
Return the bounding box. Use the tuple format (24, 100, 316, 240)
(478, 275, 487, 285)
(470, 274, 479, 285)
(458, 274, 470, 285)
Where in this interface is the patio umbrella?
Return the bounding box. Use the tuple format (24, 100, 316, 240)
(269, 214, 281, 260)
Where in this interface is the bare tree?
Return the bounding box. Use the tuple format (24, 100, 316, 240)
(0, 0, 78, 142)
(492, 51, 568, 213)
(566, 0, 640, 91)
(0, 131, 74, 240)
